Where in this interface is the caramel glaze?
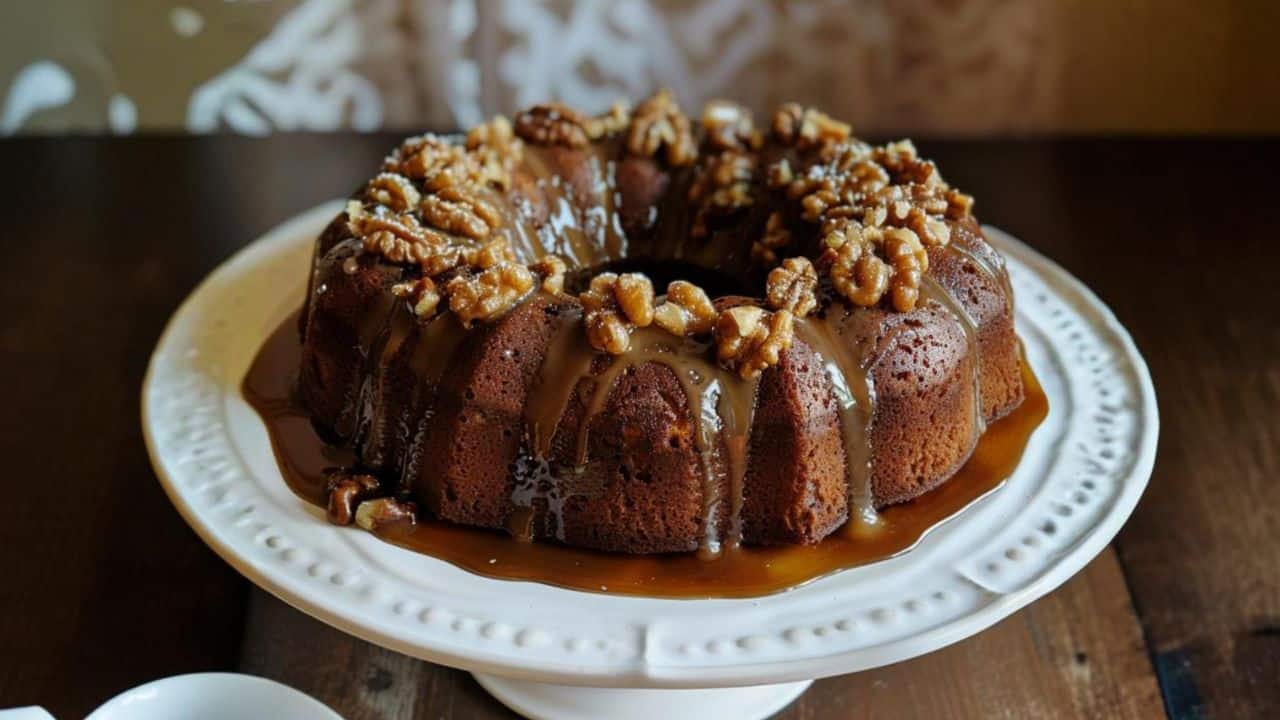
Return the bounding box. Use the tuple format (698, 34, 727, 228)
(283, 129, 1032, 590)
(507, 141, 652, 269)
(794, 310, 878, 530)
(526, 321, 760, 554)
(245, 313, 1046, 598)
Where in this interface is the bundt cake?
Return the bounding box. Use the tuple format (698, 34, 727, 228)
(295, 91, 1024, 555)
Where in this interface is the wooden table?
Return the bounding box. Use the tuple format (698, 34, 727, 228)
(1, 136, 1276, 719)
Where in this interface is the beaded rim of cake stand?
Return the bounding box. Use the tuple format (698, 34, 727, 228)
(142, 202, 1156, 688)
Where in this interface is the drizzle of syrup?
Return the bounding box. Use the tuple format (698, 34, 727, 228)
(244, 313, 1047, 598)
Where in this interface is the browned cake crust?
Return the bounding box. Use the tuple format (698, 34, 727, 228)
(296, 97, 1023, 554)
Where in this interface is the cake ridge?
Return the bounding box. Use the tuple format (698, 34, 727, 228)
(793, 312, 877, 529)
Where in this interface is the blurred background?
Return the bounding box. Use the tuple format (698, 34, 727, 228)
(4, 0, 1279, 137)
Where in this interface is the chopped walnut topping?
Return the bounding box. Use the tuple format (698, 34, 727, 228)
(360, 232, 413, 265)
(415, 243, 469, 277)
(872, 140, 940, 187)
(715, 306, 795, 379)
(363, 103, 978, 347)
(822, 224, 891, 308)
(789, 155, 890, 224)
(882, 227, 928, 312)
(358, 221, 464, 275)
(354, 497, 418, 537)
(702, 151, 756, 194)
(466, 115, 517, 152)
(363, 172, 421, 212)
(653, 280, 716, 337)
(701, 100, 762, 152)
(614, 274, 656, 328)
(943, 188, 974, 219)
(420, 186, 502, 241)
(349, 195, 512, 278)
(903, 206, 952, 247)
(799, 184, 838, 222)
(446, 262, 535, 326)
(464, 236, 517, 270)
(857, 183, 955, 245)
(383, 134, 484, 191)
(626, 89, 697, 167)
(514, 103, 591, 148)
(820, 216, 857, 250)
(688, 150, 757, 238)
(347, 200, 427, 244)
(466, 115, 523, 189)
(579, 272, 656, 354)
(584, 100, 632, 139)
(821, 222, 928, 311)
(751, 211, 792, 267)
(772, 102, 851, 148)
(766, 257, 818, 317)
(825, 140, 974, 225)
(348, 201, 451, 265)
(781, 139, 976, 297)
(772, 103, 804, 143)
(412, 237, 512, 279)
(325, 471, 381, 526)
(392, 276, 441, 319)
(530, 255, 568, 295)
(513, 100, 629, 147)
(584, 308, 630, 355)
(822, 143, 891, 194)
(766, 158, 795, 188)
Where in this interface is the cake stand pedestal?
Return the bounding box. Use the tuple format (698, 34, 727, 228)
(143, 203, 1158, 720)
(474, 674, 812, 720)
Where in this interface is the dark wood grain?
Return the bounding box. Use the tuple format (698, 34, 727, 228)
(782, 552, 1162, 719)
(240, 592, 514, 719)
(931, 139, 1280, 720)
(1, 135, 1276, 719)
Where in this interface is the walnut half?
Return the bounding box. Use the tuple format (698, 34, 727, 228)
(823, 223, 891, 308)
(715, 306, 794, 379)
(392, 276, 441, 319)
(419, 186, 502, 241)
(584, 101, 631, 140)
(772, 102, 851, 149)
(325, 471, 381, 526)
(514, 103, 592, 148)
(626, 89, 697, 167)
(465, 115, 522, 189)
(701, 100, 762, 152)
(348, 201, 451, 265)
(354, 497, 418, 538)
(653, 280, 716, 337)
(363, 172, 421, 212)
(766, 257, 818, 317)
(383, 134, 483, 192)
(882, 227, 928, 312)
(530, 255, 568, 295)
(446, 262, 536, 326)
(580, 272, 656, 354)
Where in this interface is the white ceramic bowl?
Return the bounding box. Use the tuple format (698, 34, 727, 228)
(84, 673, 340, 720)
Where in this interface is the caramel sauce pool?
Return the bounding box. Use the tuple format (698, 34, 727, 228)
(244, 313, 1048, 599)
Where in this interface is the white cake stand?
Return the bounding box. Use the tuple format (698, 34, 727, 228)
(142, 202, 1157, 720)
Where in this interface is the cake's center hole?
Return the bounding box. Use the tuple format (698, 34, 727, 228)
(569, 259, 751, 297)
